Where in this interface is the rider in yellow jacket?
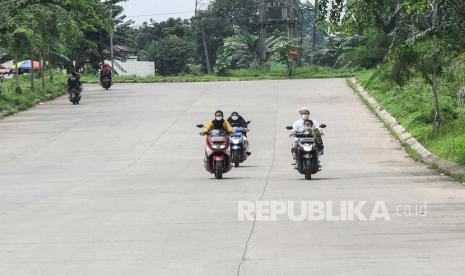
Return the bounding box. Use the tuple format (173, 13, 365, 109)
(201, 110, 234, 134)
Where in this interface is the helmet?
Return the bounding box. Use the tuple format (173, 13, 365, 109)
(299, 107, 310, 114)
(231, 111, 239, 116)
(215, 110, 224, 116)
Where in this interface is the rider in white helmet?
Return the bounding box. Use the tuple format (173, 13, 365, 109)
(292, 107, 320, 131)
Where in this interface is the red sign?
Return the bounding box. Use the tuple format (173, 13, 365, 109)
(289, 48, 299, 59)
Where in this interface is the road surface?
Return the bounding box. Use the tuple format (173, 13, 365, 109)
(1, 80, 465, 275)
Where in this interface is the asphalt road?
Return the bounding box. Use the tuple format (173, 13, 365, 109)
(1, 80, 465, 275)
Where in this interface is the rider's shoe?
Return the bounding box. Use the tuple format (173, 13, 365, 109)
(246, 152, 251, 156)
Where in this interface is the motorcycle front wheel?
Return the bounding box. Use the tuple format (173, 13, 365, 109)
(304, 158, 312, 180)
(232, 150, 240, 168)
(214, 161, 223, 179)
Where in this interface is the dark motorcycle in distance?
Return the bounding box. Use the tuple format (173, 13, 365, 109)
(69, 87, 81, 105)
(286, 124, 326, 180)
(101, 76, 111, 90)
(230, 123, 250, 167)
(197, 125, 232, 179)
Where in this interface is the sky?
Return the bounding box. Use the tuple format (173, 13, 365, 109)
(121, 0, 196, 26)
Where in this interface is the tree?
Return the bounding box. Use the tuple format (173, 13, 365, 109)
(215, 33, 257, 73)
(145, 35, 193, 75)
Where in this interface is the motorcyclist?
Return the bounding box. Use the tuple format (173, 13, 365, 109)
(99, 63, 112, 85)
(67, 71, 82, 94)
(292, 107, 320, 131)
(200, 110, 234, 135)
(291, 107, 323, 162)
(227, 112, 248, 128)
(227, 111, 251, 155)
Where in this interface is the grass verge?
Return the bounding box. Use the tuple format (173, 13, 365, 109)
(0, 73, 67, 116)
(349, 77, 426, 164)
(81, 66, 354, 83)
(355, 70, 465, 167)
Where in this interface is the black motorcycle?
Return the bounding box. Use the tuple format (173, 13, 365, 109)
(101, 76, 111, 90)
(69, 87, 81, 105)
(286, 124, 326, 180)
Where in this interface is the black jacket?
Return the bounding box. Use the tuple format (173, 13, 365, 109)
(68, 76, 81, 89)
(227, 115, 248, 128)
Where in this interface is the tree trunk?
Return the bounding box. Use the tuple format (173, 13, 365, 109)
(432, 62, 441, 131)
(199, 19, 212, 74)
(30, 66, 35, 93)
(47, 52, 53, 81)
(458, 85, 465, 108)
(40, 53, 46, 90)
(14, 57, 22, 94)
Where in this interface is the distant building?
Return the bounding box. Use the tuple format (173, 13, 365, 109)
(105, 60, 155, 77)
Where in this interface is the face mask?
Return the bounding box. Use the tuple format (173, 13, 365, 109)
(301, 114, 309, 120)
(215, 116, 223, 121)
(231, 116, 239, 121)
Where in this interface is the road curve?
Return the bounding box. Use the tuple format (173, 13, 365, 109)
(1, 80, 465, 275)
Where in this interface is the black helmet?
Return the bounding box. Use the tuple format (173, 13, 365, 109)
(231, 111, 239, 116)
(215, 110, 224, 116)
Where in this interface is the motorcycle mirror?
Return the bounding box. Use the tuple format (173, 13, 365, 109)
(286, 126, 293, 130)
(246, 121, 251, 124)
(320, 124, 327, 129)
(196, 124, 204, 128)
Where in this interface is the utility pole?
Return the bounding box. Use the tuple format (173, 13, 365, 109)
(258, 0, 267, 68)
(311, 0, 318, 53)
(109, 3, 115, 72)
(288, 0, 296, 37)
(195, 0, 212, 73)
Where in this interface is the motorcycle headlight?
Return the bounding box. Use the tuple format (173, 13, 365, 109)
(220, 144, 226, 149)
(231, 137, 241, 144)
(210, 144, 220, 149)
(303, 144, 313, 152)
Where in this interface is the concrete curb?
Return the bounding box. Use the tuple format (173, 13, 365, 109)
(349, 77, 465, 181)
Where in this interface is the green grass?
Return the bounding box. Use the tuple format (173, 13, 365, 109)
(81, 66, 354, 84)
(0, 72, 67, 116)
(356, 69, 465, 166)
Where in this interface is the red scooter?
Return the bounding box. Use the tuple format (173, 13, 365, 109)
(197, 125, 232, 179)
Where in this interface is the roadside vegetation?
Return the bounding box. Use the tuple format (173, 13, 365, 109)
(356, 70, 465, 166)
(313, 1, 465, 167)
(0, 72, 67, 115)
(81, 66, 353, 83)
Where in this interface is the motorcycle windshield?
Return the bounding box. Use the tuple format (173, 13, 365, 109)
(233, 127, 244, 133)
(295, 132, 314, 138)
(209, 130, 228, 136)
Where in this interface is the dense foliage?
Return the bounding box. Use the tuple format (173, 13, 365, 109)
(0, 0, 127, 92)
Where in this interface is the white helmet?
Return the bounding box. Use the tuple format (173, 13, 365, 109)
(299, 107, 310, 114)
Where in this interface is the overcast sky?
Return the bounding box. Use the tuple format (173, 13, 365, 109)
(122, 0, 196, 26)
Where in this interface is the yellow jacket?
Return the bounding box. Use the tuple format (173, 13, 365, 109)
(202, 120, 234, 134)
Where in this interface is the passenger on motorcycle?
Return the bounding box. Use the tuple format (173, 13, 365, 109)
(302, 120, 323, 147)
(200, 110, 234, 135)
